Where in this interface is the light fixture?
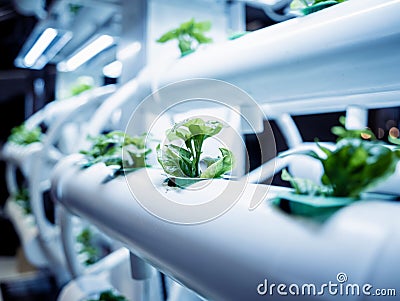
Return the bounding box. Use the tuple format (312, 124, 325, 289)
(14, 27, 73, 70)
(117, 41, 142, 61)
(23, 28, 57, 67)
(103, 60, 122, 78)
(58, 34, 115, 72)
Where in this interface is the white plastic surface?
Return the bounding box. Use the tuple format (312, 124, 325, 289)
(49, 1, 400, 300)
(136, 0, 400, 118)
(4, 199, 48, 267)
(57, 274, 113, 301)
(51, 157, 400, 300)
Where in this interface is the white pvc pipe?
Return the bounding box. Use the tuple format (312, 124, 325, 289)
(345, 105, 368, 130)
(52, 158, 400, 301)
(138, 0, 400, 116)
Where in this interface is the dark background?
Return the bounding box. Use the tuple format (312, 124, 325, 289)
(0, 0, 56, 256)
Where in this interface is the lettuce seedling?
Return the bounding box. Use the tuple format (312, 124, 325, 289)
(80, 131, 151, 177)
(305, 139, 400, 197)
(157, 118, 234, 180)
(13, 187, 32, 215)
(281, 118, 400, 198)
(156, 18, 213, 56)
(8, 123, 42, 145)
(76, 227, 100, 266)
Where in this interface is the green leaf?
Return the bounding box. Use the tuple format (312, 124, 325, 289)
(156, 19, 213, 56)
(8, 123, 42, 145)
(71, 83, 93, 96)
(179, 18, 195, 32)
(331, 117, 376, 141)
(389, 135, 400, 145)
(281, 169, 330, 195)
(200, 157, 219, 168)
(320, 138, 400, 197)
(156, 144, 187, 177)
(190, 32, 213, 44)
(166, 127, 191, 142)
(316, 141, 332, 157)
(80, 131, 151, 177)
(168, 144, 194, 177)
(156, 29, 179, 43)
(76, 227, 100, 266)
(158, 118, 231, 181)
(125, 145, 151, 168)
(193, 21, 212, 32)
(301, 0, 340, 14)
(338, 115, 346, 126)
(13, 186, 32, 215)
(183, 118, 223, 138)
(279, 116, 400, 198)
(200, 148, 234, 178)
(290, 0, 310, 9)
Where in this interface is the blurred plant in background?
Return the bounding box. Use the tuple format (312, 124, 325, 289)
(157, 18, 213, 57)
(290, 0, 347, 15)
(8, 123, 42, 145)
(70, 76, 95, 96)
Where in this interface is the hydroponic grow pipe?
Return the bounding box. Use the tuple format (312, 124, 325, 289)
(51, 157, 400, 301)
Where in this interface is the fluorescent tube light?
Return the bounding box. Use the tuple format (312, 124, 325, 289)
(59, 34, 115, 72)
(117, 42, 141, 61)
(103, 60, 122, 78)
(23, 28, 58, 67)
(15, 28, 72, 70)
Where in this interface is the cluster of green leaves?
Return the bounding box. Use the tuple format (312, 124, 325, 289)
(8, 124, 42, 145)
(156, 18, 213, 56)
(76, 227, 100, 266)
(70, 76, 94, 96)
(80, 131, 151, 176)
(281, 118, 400, 198)
(281, 169, 331, 196)
(331, 116, 376, 141)
(87, 290, 128, 301)
(388, 135, 400, 146)
(71, 83, 93, 96)
(13, 187, 32, 215)
(290, 0, 347, 15)
(157, 118, 234, 180)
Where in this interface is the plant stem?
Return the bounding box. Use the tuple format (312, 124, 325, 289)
(193, 135, 204, 177)
(185, 139, 196, 176)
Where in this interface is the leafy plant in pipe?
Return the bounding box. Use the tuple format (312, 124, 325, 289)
(76, 227, 100, 266)
(79, 131, 152, 179)
(13, 186, 32, 215)
(8, 123, 42, 145)
(157, 117, 234, 187)
(274, 117, 400, 218)
(156, 18, 213, 57)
